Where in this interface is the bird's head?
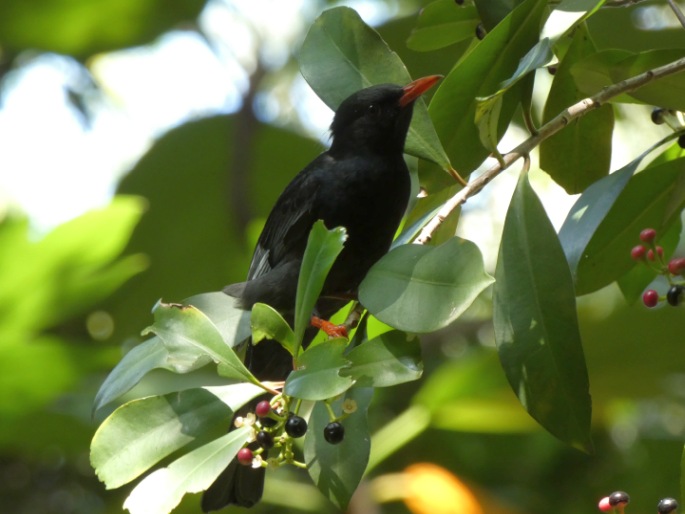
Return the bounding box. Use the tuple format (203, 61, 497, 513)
(329, 75, 442, 157)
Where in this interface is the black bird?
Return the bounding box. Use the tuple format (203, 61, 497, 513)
(201, 75, 441, 511)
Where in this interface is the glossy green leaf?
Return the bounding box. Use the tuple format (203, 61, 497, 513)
(540, 24, 614, 194)
(407, 1, 479, 52)
(91, 384, 262, 489)
(123, 426, 252, 514)
(294, 221, 347, 348)
(284, 340, 354, 400)
(559, 133, 680, 286)
(304, 387, 372, 509)
(341, 331, 423, 387)
(359, 238, 494, 333)
(299, 6, 451, 170)
(493, 173, 592, 452)
(396, 185, 462, 247)
(429, 0, 547, 175)
(540, 0, 606, 42)
(570, 49, 633, 95)
(251, 302, 296, 356)
(184, 292, 252, 349)
(571, 157, 685, 295)
(145, 301, 261, 387)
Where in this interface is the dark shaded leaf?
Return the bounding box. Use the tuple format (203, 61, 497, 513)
(493, 173, 592, 452)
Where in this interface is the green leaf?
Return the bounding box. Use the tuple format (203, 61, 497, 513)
(304, 387, 373, 509)
(493, 173, 592, 452)
(341, 331, 423, 387)
(184, 292, 252, 348)
(294, 221, 347, 348)
(540, 24, 614, 194)
(145, 301, 261, 387)
(91, 384, 262, 489)
(359, 238, 494, 333)
(610, 49, 685, 111)
(559, 133, 680, 288)
(570, 49, 633, 96)
(407, 1, 479, 52)
(93, 337, 173, 412)
(540, 0, 606, 42)
(251, 303, 296, 356)
(571, 157, 685, 295)
(299, 6, 452, 170)
(123, 426, 253, 514)
(284, 340, 354, 401)
(429, 0, 547, 176)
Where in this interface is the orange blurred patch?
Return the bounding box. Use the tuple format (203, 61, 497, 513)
(403, 463, 484, 514)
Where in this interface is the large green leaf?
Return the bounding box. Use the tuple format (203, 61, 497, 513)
(540, 24, 614, 194)
(299, 6, 451, 170)
(184, 292, 252, 348)
(569, 157, 685, 295)
(359, 237, 494, 333)
(428, 0, 547, 179)
(493, 173, 592, 452)
(294, 221, 347, 349)
(91, 384, 262, 489)
(145, 301, 261, 386)
(341, 331, 423, 388)
(284, 340, 354, 401)
(0, 0, 206, 57)
(407, 1, 479, 52)
(304, 387, 373, 509)
(123, 426, 252, 514)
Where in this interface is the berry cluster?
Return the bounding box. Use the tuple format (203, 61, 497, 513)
(650, 108, 685, 149)
(630, 228, 685, 308)
(598, 491, 678, 514)
(232, 396, 353, 469)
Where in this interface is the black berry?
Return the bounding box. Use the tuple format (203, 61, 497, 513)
(667, 285, 684, 306)
(475, 23, 486, 40)
(658, 498, 678, 514)
(609, 491, 630, 507)
(285, 415, 308, 438)
(259, 416, 278, 428)
(679, 134, 685, 149)
(256, 430, 274, 449)
(652, 108, 666, 125)
(323, 422, 345, 444)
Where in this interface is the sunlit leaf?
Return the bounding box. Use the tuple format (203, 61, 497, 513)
(294, 221, 347, 347)
(359, 238, 494, 333)
(251, 303, 296, 356)
(299, 6, 452, 169)
(184, 292, 252, 348)
(540, 0, 606, 42)
(493, 173, 592, 452)
(91, 385, 262, 489)
(123, 426, 252, 514)
(305, 387, 372, 509)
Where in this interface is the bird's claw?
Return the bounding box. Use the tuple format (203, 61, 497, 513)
(311, 316, 349, 339)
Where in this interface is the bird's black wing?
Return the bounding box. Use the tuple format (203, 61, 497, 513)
(246, 153, 331, 281)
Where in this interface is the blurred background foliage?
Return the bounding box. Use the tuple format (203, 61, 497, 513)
(2, 1, 685, 513)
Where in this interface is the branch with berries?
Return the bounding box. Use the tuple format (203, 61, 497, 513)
(631, 228, 685, 308)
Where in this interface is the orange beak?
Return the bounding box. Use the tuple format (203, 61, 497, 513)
(399, 75, 443, 107)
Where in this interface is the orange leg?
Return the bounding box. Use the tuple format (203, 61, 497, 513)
(311, 316, 349, 339)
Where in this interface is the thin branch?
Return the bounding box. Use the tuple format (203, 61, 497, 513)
(667, 0, 685, 29)
(413, 56, 685, 245)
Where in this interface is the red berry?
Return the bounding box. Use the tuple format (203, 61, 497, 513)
(657, 246, 664, 257)
(643, 289, 659, 307)
(640, 228, 657, 243)
(255, 400, 271, 418)
(598, 497, 612, 512)
(647, 249, 657, 261)
(237, 448, 253, 466)
(668, 257, 685, 275)
(631, 245, 646, 261)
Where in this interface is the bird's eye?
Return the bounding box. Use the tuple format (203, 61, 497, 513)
(367, 103, 380, 115)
